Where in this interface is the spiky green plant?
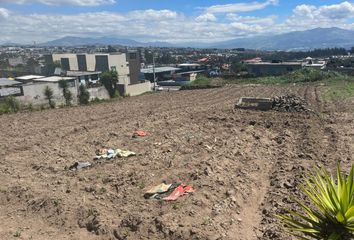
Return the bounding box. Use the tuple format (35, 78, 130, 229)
(278, 164, 354, 240)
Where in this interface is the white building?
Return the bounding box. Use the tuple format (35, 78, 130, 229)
(49, 53, 131, 85)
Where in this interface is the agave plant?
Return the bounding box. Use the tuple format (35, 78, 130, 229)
(278, 164, 354, 240)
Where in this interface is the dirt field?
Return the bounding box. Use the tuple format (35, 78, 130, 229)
(0, 84, 353, 240)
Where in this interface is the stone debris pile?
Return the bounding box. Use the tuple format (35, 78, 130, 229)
(271, 94, 311, 112)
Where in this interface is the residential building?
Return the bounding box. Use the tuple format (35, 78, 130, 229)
(66, 71, 101, 87)
(126, 50, 141, 85)
(46, 53, 131, 85)
(17, 76, 79, 106)
(303, 57, 327, 69)
(246, 62, 302, 76)
(15, 75, 45, 83)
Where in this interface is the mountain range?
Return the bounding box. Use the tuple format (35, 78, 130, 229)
(212, 27, 354, 50)
(3, 27, 354, 50)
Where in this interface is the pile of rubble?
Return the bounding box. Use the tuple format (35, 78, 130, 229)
(271, 94, 311, 112)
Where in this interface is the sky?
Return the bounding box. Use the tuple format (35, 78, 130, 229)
(0, 0, 354, 44)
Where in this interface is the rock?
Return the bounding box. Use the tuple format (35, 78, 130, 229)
(225, 190, 235, 197)
(271, 94, 311, 112)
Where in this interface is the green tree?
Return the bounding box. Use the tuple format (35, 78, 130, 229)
(78, 84, 90, 105)
(58, 79, 73, 106)
(101, 70, 119, 98)
(107, 45, 117, 53)
(43, 86, 55, 108)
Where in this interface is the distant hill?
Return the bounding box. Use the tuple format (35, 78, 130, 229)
(40, 36, 142, 47)
(35, 27, 354, 50)
(40, 36, 175, 47)
(213, 27, 354, 50)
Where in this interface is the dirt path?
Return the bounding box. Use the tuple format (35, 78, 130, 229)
(0, 84, 352, 240)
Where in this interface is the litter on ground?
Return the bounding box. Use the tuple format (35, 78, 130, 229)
(94, 148, 136, 160)
(144, 183, 194, 201)
(133, 130, 147, 138)
(69, 161, 91, 171)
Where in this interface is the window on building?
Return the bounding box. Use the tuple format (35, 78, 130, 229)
(61, 58, 70, 71)
(67, 80, 75, 87)
(95, 55, 109, 72)
(129, 53, 137, 60)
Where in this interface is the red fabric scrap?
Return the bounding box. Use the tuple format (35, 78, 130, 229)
(163, 184, 194, 201)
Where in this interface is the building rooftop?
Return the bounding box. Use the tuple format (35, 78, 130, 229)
(16, 75, 45, 81)
(66, 71, 102, 77)
(0, 78, 22, 87)
(141, 67, 181, 74)
(33, 76, 76, 82)
(178, 63, 201, 67)
(246, 62, 302, 66)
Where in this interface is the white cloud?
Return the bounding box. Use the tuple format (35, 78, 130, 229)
(0, 1, 354, 44)
(127, 9, 178, 20)
(206, 0, 278, 13)
(226, 13, 276, 25)
(293, 2, 354, 20)
(0, 0, 116, 6)
(293, 4, 317, 18)
(0, 8, 10, 19)
(319, 1, 354, 19)
(285, 1, 354, 31)
(195, 13, 217, 22)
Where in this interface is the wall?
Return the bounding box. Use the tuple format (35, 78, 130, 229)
(52, 54, 78, 71)
(124, 81, 151, 96)
(88, 86, 110, 100)
(17, 81, 78, 106)
(109, 54, 130, 85)
(86, 54, 96, 72)
(247, 64, 302, 76)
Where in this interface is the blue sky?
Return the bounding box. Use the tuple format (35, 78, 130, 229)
(0, 0, 353, 43)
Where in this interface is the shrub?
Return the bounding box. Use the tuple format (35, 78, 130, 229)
(0, 97, 21, 114)
(58, 79, 72, 106)
(90, 97, 104, 104)
(278, 164, 354, 240)
(4, 96, 20, 112)
(43, 86, 55, 108)
(113, 90, 121, 98)
(64, 90, 73, 106)
(78, 84, 90, 105)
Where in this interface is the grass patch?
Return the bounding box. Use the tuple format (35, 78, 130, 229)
(233, 69, 346, 85)
(188, 75, 212, 86)
(323, 79, 354, 101)
(180, 75, 222, 90)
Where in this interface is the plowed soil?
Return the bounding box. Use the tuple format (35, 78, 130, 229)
(0, 84, 353, 240)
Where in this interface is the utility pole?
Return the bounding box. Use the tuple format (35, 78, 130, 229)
(152, 52, 156, 90)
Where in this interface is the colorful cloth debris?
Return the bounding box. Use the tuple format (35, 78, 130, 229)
(163, 184, 194, 201)
(95, 148, 136, 160)
(144, 183, 172, 199)
(116, 149, 136, 158)
(144, 183, 194, 201)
